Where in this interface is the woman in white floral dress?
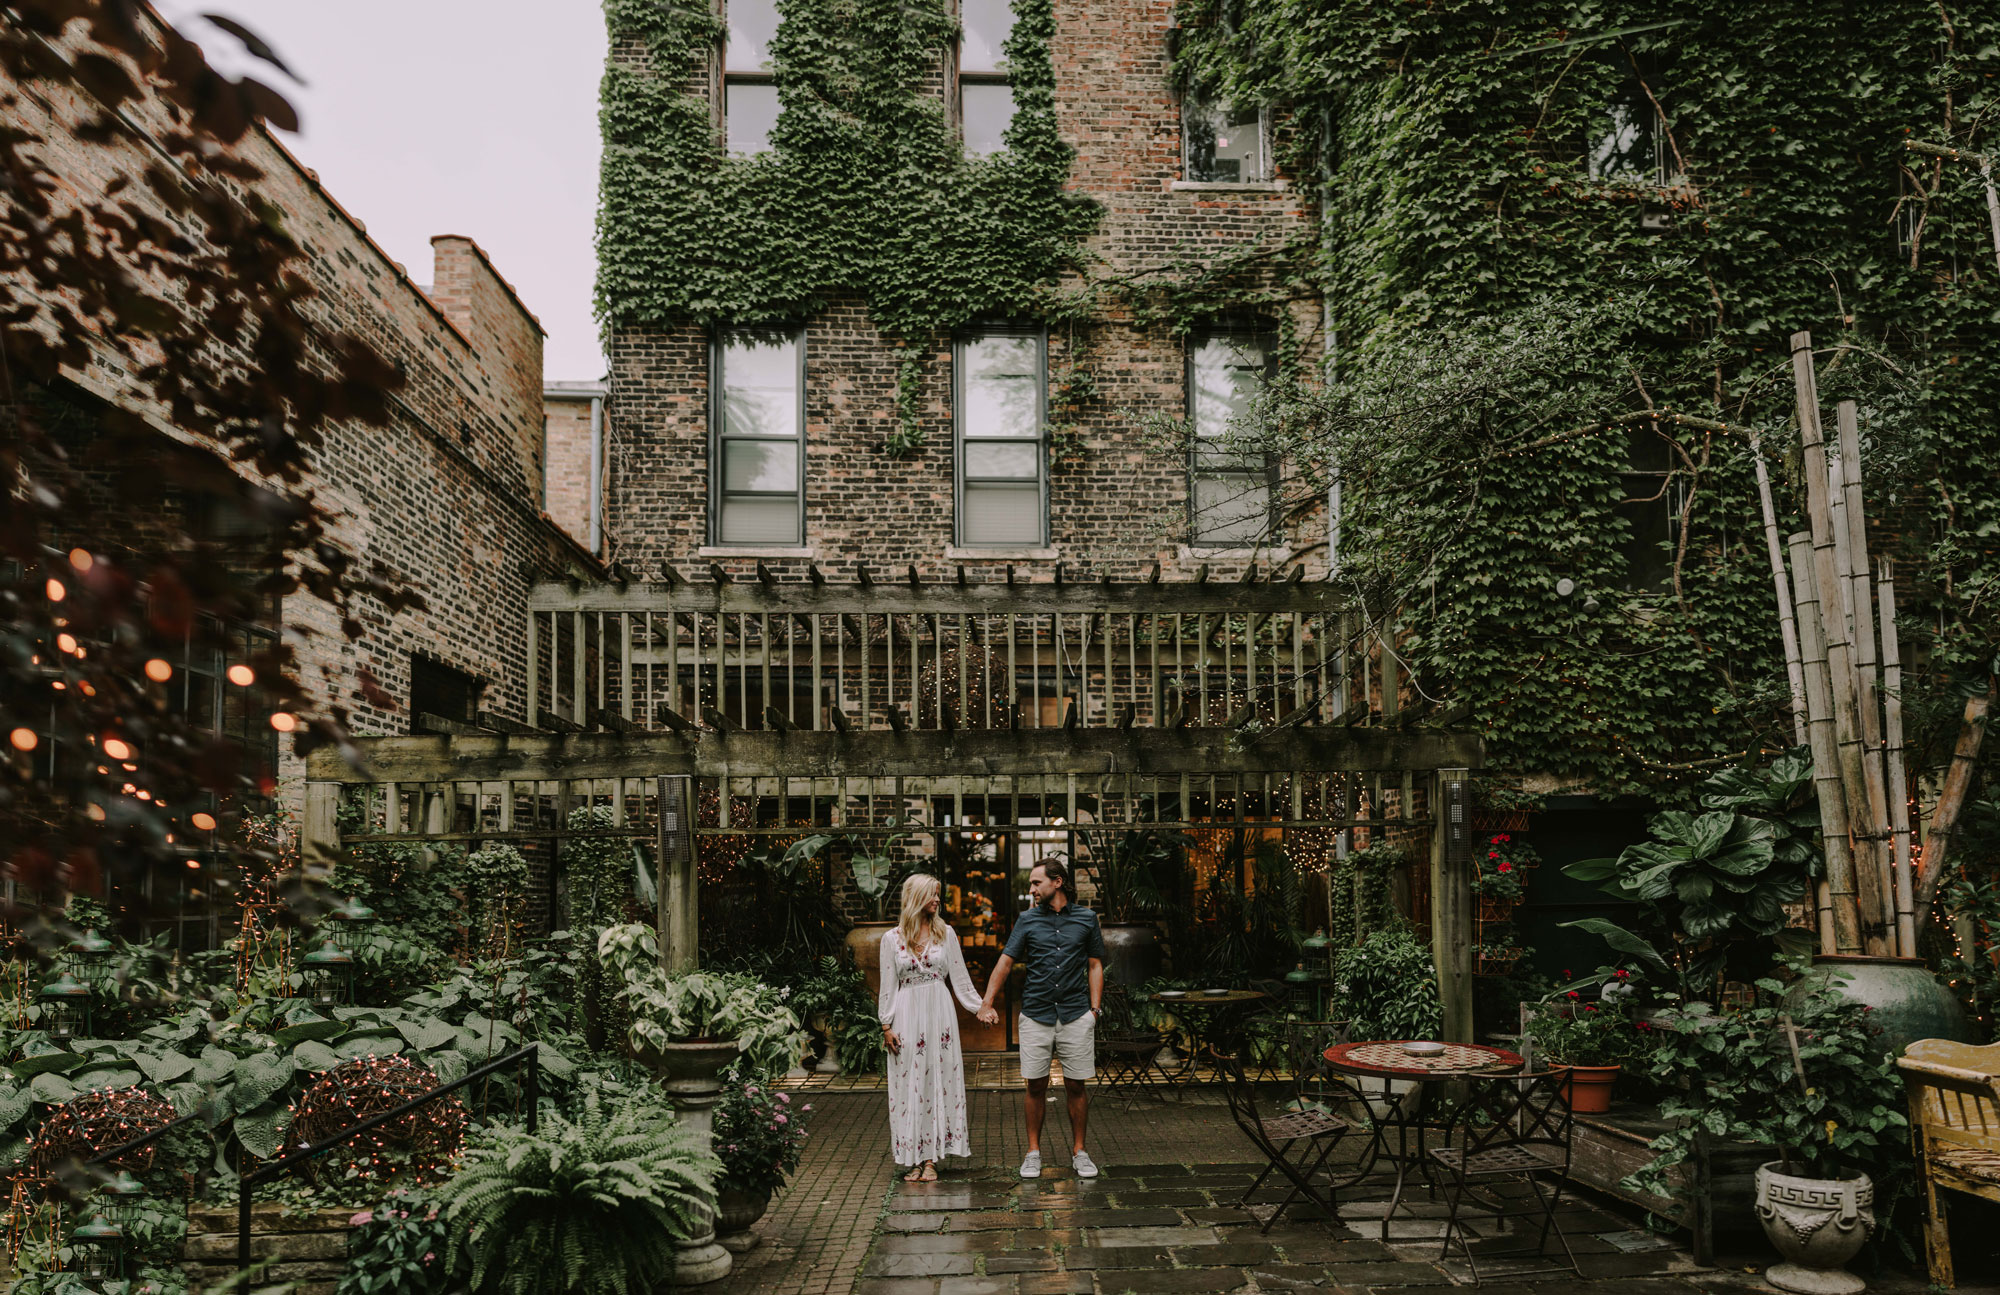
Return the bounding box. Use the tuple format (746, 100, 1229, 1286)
(879, 873, 984, 1181)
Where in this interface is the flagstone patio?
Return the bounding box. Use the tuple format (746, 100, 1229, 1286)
(718, 1084, 1945, 1295)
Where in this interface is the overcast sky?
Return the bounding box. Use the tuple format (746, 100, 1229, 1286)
(170, 2, 609, 381)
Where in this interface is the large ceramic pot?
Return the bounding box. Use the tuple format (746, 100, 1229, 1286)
(714, 1185, 772, 1254)
(1098, 922, 1163, 988)
(846, 921, 895, 996)
(1754, 1163, 1873, 1295)
(1783, 955, 1971, 1058)
(1558, 1064, 1620, 1114)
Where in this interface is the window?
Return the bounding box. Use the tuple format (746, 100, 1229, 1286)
(712, 332, 805, 545)
(1184, 99, 1266, 183)
(1617, 425, 1680, 590)
(1188, 332, 1272, 545)
(1585, 82, 1668, 184)
(959, 0, 1015, 156)
(410, 655, 485, 733)
(723, 0, 779, 155)
(956, 331, 1045, 547)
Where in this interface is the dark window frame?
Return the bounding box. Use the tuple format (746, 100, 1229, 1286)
(721, 0, 780, 155)
(709, 329, 808, 547)
(956, 0, 1015, 155)
(954, 326, 1048, 549)
(1182, 96, 1270, 183)
(1186, 326, 1278, 547)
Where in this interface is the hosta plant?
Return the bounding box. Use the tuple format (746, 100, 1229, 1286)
(438, 1081, 719, 1295)
(598, 924, 808, 1081)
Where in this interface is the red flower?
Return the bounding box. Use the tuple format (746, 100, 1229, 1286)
(1565, 991, 1580, 1000)
(1614, 968, 1630, 980)
(1584, 1003, 1598, 1012)
(1497, 861, 1513, 874)
(1488, 851, 1499, 859)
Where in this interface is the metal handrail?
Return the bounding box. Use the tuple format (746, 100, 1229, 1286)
(237, 1043, 539, 1269)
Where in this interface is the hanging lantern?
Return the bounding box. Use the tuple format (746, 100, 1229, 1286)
(40, 972, 92, 1040)
(99, 1169, 146, 1229)
(1300, 927, 1330, 951)
(328, 897, 377, 928)
(71, 1213, 125, 1281)
(1285, 961, 1316, 984)
(68, 930, 114, 963)
(302, 941, 354, 1007)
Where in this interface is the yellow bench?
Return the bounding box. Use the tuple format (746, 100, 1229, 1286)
(1897, 1039, 2000, 1288)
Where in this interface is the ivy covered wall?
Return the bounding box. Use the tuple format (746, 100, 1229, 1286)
(1175, 0, 1999, 795)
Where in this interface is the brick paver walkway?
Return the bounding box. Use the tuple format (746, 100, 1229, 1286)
(720, 1085, 1939, 1295)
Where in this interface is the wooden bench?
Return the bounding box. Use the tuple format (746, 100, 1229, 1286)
(1898, 1038, 2000, 1287)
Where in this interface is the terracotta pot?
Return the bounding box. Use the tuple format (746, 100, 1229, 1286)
(1754, 1163, 1872, 1294)
(1559, 1064, 1620, 1113)
(1784, 955, 1970, 1058)
(846, 921, 895, 996)
(1098, 922, 1163, 988)
(714, 1184, 773, 1254)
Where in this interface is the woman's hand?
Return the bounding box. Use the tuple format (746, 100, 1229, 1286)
(883, 1027, 902, 1055)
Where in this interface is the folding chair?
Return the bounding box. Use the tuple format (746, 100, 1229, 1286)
(1094, 984, 1171, 1103)
(1282, 1019, 1354, 1115)
(1427, 1067, 1583, 1285)
(1211, 1047, 1357, 1232)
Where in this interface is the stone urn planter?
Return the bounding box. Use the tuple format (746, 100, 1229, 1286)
(813, 1021, 843, 1075)
(714, 1184, 773, 1254)
(637, 1037, 742, 1286)
(846, 921, 895, 997)
(1558, 1064, 1621, 1114)
(1784, 955, 1971, 1058)
(1754, 1163, 1873, 1295)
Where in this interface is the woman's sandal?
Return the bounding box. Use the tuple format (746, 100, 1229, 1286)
(919, 1162, 938, 1182)
(902, 1166, 926, 1183)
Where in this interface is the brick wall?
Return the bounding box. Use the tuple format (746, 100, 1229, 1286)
(604, 0, 1324, 584)
(543, 386, 605, 553)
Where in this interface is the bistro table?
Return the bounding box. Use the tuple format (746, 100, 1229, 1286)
(1323, 1040, 1525, 1238)
(1150, 989, 1269, 1083)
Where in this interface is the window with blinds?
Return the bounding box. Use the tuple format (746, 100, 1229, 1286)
(712, 332, 805, 546)
(1189, 332, 1273, 546)
(956, 331, 1046, 547)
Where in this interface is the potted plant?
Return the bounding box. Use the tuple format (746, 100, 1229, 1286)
(710, 1079, 812, 1253)
(788, 956, 880, 1076)
(1080, 827, 1180, 986)
(780, 824, 915, 992)
(1473, 833, 1532, 922)
(1523, 989, 1653, 1112)
(1629, 981, 1905, 1294)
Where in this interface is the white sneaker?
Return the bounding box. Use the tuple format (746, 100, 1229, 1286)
(1072, 1151, 1099, 1178)
(1019, 1150, 1042, 1178)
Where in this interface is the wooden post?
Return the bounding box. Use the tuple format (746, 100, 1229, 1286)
(1789, 532, 1862, 954)
(658, 775, 699, 971)
(1877, 559, 1917, 954)
(302, 781, 340, 882)
(1916, 683, 1997, 907)
(1431, 768, 1473, 1044)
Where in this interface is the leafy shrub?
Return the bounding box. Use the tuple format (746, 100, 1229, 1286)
(438, 1084, 718, 1295)
(1524, 994, 1657, 1067)
(338, 1192, 459, 1295)
(1473, 833, 1534, 900)
(787, 957, 884, 1074)
(598, 924, 808, 1081)
(562, 805, 649, 933)
(712, 1079, 811, 1196)
(1333, 928, 1442, 1041)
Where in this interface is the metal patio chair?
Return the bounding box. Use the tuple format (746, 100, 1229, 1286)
(1427, 1066, 1582, 1285)
(1094, 984, 1172, 1103)
(1211, 1046, 1358, 1232)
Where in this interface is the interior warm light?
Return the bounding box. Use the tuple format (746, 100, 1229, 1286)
(56, 634, 77, 654)
(8, 729, 36, 752)
(101, 738, 132, 761)
(144, 659, 173, 682)
(227, 665, 256, 687)
(45, 579, 65, 602)
(186, 859, 202, 870)
(190, 812, 217, 831)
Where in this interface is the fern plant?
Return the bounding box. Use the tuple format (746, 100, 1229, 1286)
(438, 1081, 719, 1295)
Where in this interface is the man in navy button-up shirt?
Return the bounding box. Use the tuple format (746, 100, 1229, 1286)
(977, 858, 1108, 1178)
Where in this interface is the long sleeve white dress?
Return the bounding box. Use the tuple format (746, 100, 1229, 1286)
(878, 924, 984, 1166)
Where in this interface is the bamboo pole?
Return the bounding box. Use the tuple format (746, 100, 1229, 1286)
(1750, 430, 1809, 745)
(1915, 683, 1997, 907)
(1877, 558, 1917, 954)
(1788, 531, 1862, 954)
(1835, 400, 1898, 955)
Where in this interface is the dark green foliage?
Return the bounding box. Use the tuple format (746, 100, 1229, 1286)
(782, 956, 886, 1074)
(712, 1078, 812, 1195)
(1333, 927, 1444, 1040)
(1326, 843, 1402, 949)
(560, 806, 647, 933)
(438, 1080, 719, 1295)
(338, 1194, 460, 1295)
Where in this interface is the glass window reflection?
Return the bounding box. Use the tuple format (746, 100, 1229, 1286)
(962, 82, 1015, 157)
(1184, 100, 1264, 183)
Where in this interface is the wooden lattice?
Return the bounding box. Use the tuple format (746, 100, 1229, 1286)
(290, 1055, 464, 1185)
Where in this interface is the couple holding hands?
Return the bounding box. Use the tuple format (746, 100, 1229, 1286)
(876, 858, 1107, 1182)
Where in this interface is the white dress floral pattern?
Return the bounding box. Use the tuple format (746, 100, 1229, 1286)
(878, 925, 984, 1166)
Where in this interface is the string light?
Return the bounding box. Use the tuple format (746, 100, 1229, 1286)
(292, 1056, 465, 1187)
(8, 730, 35, 753)
(226, 665, 255, 687)
(67, 549, 93, 573)
(45, 579, 65, 602)
(270, 713, 297, 733)
(190, 812, 217, 831)
(101, 738, 132, 761)
(144, 659, 172, 682)
(30, 1088, 176, 1177)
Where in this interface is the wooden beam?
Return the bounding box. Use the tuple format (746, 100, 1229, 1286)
(655, 704, 699, 734)
(763, 705, 797, 733)
(474, 711, 541, 736)
(828, 707, 852, 733)
(308, 727, 1487, 783)
(658, 562, 681, 586)
(1431, 768, 1474, 1043)
(701, 705, 735, 734)
(591, 707, 646, 735)
(1117, 704, 1136, 731)
(756, 561, 777, 587)
(538, 713, 584, 735)
(886, 705, 908, 733)
(808, 563, 826, 586)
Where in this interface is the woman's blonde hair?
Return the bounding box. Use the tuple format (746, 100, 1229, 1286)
(898, 872, 949, 953)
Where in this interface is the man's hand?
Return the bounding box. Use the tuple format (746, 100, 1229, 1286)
(977, 1004, 999, 1026)
(883, 1027, 902, 1055)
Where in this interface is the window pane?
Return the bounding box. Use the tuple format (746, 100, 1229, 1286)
(965, 441, 1038, 479)
(961, 0, 1014, 73)
(721, 334, 798, 435)
(962, 81, 1015, 156)
(723, 439, 798, 492)
(726, 82, 780, 155)
(1185, 101, 1263, 182)
(1193, 334, 1266, 438)
(726, 0, 779, 70)
(720, 496, 800, 545)
(964, 336, 1039, 438)
(962, 482, 1041, 545)
(1193, 474, 1268, 545)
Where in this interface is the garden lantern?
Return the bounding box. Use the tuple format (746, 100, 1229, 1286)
(71, 1213, 125, 1281)
(1285, 961, 1316, 984)
(68, 929, 114, 964)
(1300, 928, 1329, 951)
(40, 972, 92, 1040)
(328, 897, 377, 929)
(302, 940, 354, 1007)
(100, 1169, 146, 1225)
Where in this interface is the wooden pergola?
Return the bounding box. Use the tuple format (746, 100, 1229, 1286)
(304, 571, 1486, 1036)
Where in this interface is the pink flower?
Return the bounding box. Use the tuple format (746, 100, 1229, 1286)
(803, 1104, 813, 1112)
(349, 1211, 374, 1227)
(775, 1113, 788, 1125)
(776, 1092, 790, 1104)
(746, 1085, 761, 1095)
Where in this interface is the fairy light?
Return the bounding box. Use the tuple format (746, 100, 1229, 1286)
(45, 579, 65, 602)
(30, 1087, 175, 1177)
(8, 729, 35, 753)
(270, 712, 297, 733)
(101, 737, 132, 761)
(190, 812, 217, 831)
(291, 1056, 465, 1186)
(56, 634, 77, 654)
(68, 549, 93, 572)
(226, 665, 256, 687)
(144, 659, 172, 682)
